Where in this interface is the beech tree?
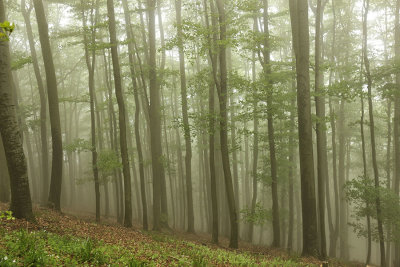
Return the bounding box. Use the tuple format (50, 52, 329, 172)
(289, 0, 319, 256)
(0, 1, 33, 220)
(32, 0, 63, 211)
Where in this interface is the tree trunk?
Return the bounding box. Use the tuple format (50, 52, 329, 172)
(81, 0, 101, 223)
(393, 0, 400, 265)
(203, 0, 219, 244)
(121, 0, 148, 231)
(21, 0, 49, 205)
(147, 0, 164, 231)
(175, 0, 195, 233)
(314, 0, 327, 258)
(249, 21, 259, 245)
(289, 0, 319, 257)
(287, 55, 296, 252)
(259, 0, 280, 247)
(215, 0, 239, 249)
(363, 0, 385, 265)
(0, 138, 10, 203)
(33, 0, 63, 211)
(106, 0, 132, 228)
(0, 0, 33, 220)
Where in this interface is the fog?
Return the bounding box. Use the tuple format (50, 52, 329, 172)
(0, 0, 399, 266)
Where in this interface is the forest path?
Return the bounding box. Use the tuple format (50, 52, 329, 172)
(0, 203, 362, 266)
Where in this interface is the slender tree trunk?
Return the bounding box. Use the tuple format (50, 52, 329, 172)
(326, 0, 339, 257)
(153, 3, 169, 226)
(215, 0, 238, 249)
(363, 1, 385, 265)
(393, 0, 400, 265)
(287, 56, 296, 252)
(106, 0, 132, 228)
(337, 98, 349, 260)
(21, 0, 49, 205)
(259, 0, 280, 247)
(289, 0, 319, 257)
(314, 0, 327, 258)
(203, 0, 219, 244)
(121, 0, 148, 231)
(147, 0, 164, 231)
(33, 0, 63, 211)
(175, 0, 195, 233)
(360, 71, 372, 265)
(249, 24, 259, 244)
(82, 0, 100, 223)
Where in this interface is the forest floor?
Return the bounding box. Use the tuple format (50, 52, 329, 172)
(0, 203, 364, 266)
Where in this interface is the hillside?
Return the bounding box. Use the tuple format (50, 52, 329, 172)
(0, 204, 363, 267)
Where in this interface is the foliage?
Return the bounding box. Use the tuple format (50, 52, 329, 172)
(0, 21, 14, 41)
(240, 202, 272, 225)
(64, 138, 93, 153)
(345, 176, 400, 242)
(0, 211, 15, 221)
(97, 150, 122, 175)
(5, 230, 53, 266)
(11, 54, 32, 71)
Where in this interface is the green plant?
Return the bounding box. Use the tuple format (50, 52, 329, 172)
(0, 21, 14, 41)
(127, 257, 147, 267)
(0, 250, 17, 267)
(5, 230, 51, 266)
(192, 256, 208, 267)
(0, 211, 15, 221)
(75, 237, 106, 264)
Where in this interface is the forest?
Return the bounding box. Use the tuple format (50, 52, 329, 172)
(0, 0, 399, 266)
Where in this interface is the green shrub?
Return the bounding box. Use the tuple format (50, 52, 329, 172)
(5, 230, 51, 266)
(127, 257, 147, 267)
(74, 237, 106, 264)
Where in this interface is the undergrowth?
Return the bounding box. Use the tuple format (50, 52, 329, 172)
(0, 228, 315, 266)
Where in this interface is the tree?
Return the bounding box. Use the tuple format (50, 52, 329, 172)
(394, 0, 400, 265)
(81, 0, 100, 223)
(256, 0, 280, 247)
(33, 0, 63, 211)
(203, 0, 219, 244)
(215, 0, 239, 249)
(314, 0, 327, 258)
(289, 0, 319, 257)
(106, 0, 132, 228)
(175, 0, 195, 233)
(21, 0, 49, 205)
(363, 0, 385, 265)
(0, 2, 33, 220)
(121, 0, 148, 231)
(148, 0, 163, 231)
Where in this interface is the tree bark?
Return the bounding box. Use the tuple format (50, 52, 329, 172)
(203, 0, 219, 244)
(175, 0, 195, 233)
(215, 0, 239, 249)
(393, 0, 400, 265)
(121, 0, 148, 231)
(314, 0, 327, 258)
(81, 0, 101, 223)
(33, 0, 63, 211)
(0, 138, 10, 203)
(0, 0, 34, 220)
(106, 0, 132, 228)
(21, 0, 49, 205)
(363, 0, 385, 265)
(289, 0, 319, 257)
(259, 0, 280, 247)
(147, 0, 163, 231)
